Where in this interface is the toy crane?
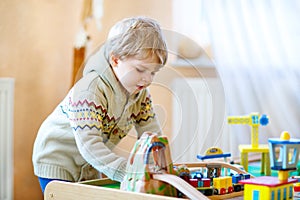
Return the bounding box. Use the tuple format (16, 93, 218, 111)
(227, 112, 269, 148)
(228, 112, 271, 175)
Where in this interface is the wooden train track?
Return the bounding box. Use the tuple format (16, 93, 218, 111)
(151, 161, 253, 200)
(174, 161, 254, 177)
(153, 173, 210, 200)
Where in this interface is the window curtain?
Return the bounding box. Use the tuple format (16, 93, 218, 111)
(203, 0, 300, 157)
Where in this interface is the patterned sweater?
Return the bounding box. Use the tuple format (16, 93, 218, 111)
(32, 45, 162, 182)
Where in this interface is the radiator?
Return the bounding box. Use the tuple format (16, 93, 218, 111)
(0, 78, 14, 200)
(171, 78, 229, 163)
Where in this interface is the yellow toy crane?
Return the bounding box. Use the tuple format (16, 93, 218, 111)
(228, 113, 270, 175)
(227, 112, 269, 148)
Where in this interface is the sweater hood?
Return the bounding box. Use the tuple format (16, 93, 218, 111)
(83, 44, 110, 77)
(82, 44, 143, 101)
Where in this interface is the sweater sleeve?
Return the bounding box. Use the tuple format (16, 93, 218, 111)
(133, 90, 163, 138)
(62, 90, 127, 182)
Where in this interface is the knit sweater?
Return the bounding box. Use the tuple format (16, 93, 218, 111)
(32, 45, 162, 182)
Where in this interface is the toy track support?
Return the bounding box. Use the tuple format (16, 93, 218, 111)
(153, 174, 210, 200)
(174, 161, 254, 177)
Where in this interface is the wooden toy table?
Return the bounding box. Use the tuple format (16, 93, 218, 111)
(44, 178, 245, 200)
(44, 178, 178, 200)
(44, 162, 248, 200)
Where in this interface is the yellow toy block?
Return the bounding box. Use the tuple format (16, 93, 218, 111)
(241, 176, 295, 200)
(239, 144, 270, 175)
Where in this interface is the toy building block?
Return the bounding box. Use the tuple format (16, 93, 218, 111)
(269, 131, 300, 181)
(239, 176, 296, 200)
(239, 131, 300, 200)
(239, 144, 270, 175)
(294, 182, 300, 198)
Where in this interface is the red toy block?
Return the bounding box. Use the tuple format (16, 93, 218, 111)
(202, 178, 211, 187)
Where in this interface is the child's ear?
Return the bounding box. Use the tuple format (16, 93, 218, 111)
(110, 54, 119, 67)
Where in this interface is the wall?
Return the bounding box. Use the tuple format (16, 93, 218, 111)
(0, 0, 172, 199)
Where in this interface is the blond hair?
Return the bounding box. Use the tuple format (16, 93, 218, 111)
(105, 16, 168, 65)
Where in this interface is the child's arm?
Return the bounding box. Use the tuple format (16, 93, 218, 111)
(62, 90, 127, 182)
(133, 90, 163, 138)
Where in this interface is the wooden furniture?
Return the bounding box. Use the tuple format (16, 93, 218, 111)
(71, 46, 85, 87)
(44, 179, 178, 200)
(44, 162, 250, 200)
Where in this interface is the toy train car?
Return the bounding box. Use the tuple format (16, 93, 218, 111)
(187, 171, 251, 196)
(175, 164, 251, 197)
(213, 176, 234, 195)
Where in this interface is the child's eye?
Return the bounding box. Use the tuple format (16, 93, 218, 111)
(136, 68, 145, 73)
(151, 69, 160, 76)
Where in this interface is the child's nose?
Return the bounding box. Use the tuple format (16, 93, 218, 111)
(143, 73, 153, 83)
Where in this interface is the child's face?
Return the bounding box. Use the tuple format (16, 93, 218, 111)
(111, 54, 162, 95)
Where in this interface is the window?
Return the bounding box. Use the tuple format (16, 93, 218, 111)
(253, 190, 260, 200)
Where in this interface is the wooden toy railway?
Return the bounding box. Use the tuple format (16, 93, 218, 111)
(44, 161, 253, 200)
